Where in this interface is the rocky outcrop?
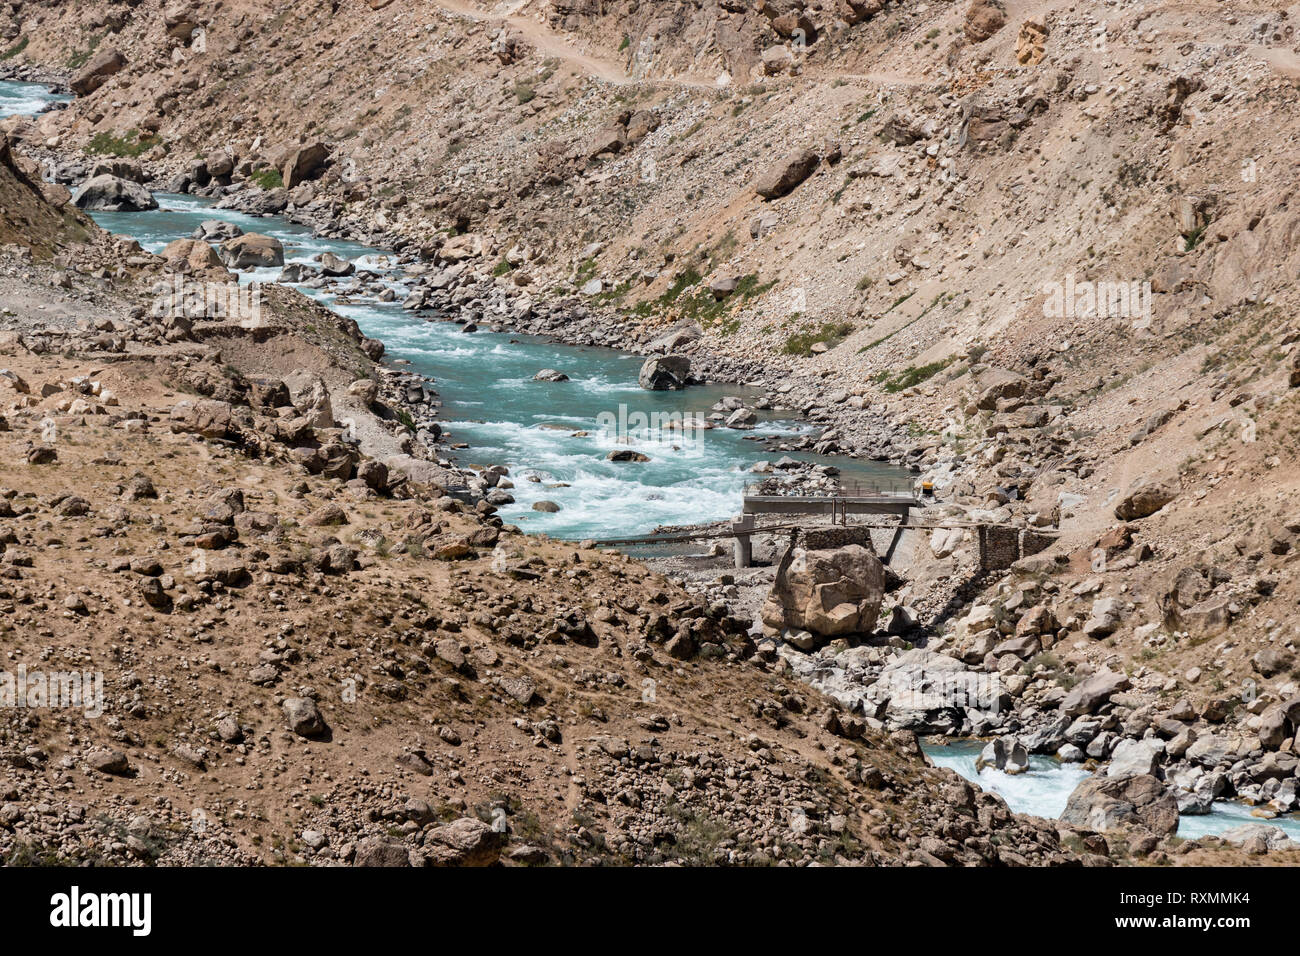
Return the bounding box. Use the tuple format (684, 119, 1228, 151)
(1015, 18, 1048, 65)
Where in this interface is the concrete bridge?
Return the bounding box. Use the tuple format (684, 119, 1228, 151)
(732, 488, 922, 567)
(584, 486, 1055, 571)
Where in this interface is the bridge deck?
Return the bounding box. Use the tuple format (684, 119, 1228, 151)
(742, 493, 921, 516)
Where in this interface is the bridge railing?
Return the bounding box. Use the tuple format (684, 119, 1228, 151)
(743, 478, 917, 499)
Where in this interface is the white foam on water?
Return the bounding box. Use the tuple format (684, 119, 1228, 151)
(0, 84, 69, 117)
(924, 742, 1091, 820)
(926, 740, 1300, 837)
(499, 466, 747, 538)
(1176, 800, 1300, 840)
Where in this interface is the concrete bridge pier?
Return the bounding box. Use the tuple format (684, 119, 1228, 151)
(732, 514, 756, 569)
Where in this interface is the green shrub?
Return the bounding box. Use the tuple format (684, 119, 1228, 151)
(783, 321, 854, 356)
(873, 357, 956, 393)
(0, 36, 28, 60)
(86, 130, 163, 158)
(250, 168, 283, 190)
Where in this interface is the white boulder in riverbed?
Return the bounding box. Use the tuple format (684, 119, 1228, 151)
(976, 737, 1030, 774)
(220, 233, 285, 269)
(71, 174, 158, 212)
(318, 251, 355, 276)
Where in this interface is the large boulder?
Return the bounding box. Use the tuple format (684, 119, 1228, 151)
(1061, 773, 1179, 836)
(646, 322, 703, 353)
(169, 400, 236, 440)
(439, 233, 484, 262)
(160, 238, 227, 276)
(283, 369, 335, 429)
(70, 48, 127, 96)
(318, 252, 355, 277)
(754, 148, 820, 200)
(972, 367, 1028, 410)
(71, 174, 158, 212)
(1108, 738, 1162, 777)
(204, 149, 235, 179)
(761, 544, 885, 642)
(424, 818, 506, 867)
(219, 233, 285, 269)
(1060, 668, 1130, 717)
(1115, 477, 1178, 519)
(638, 355, 691, 390)
(1082, 596, 1124, 638)
(976, 736, 1030, 774)
(281, 142, 330, 188)
(353, 836, 411, 867)
(964, 0, 1007, 41)
(282, 697, 328, 738)
(761, 44, 795, 75)
(90, 158, 145, 183)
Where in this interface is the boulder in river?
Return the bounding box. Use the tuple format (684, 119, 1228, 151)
(1061, 773, 1179, 835)
(533, 369, 570, 382)
(219, 233, 285, 269)
(532, 500, 561, 513)
(90, 158, 144, 183)
(71, 174, 158, 212)
(318, 252, 355, 277)
(976, 736, 1029, 774)
(638, 354, 691, 390)
(194, 219, 243, 242)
